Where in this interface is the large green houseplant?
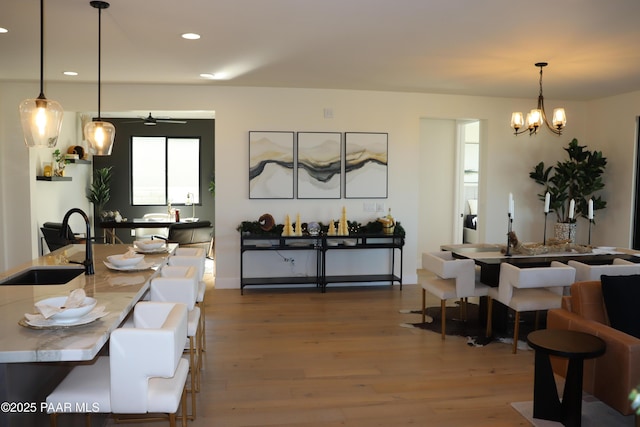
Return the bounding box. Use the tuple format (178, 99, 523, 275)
(87, 166, 113, 215)
(529, 138, 607, 224)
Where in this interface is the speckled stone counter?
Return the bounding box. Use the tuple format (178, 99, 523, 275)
(0, 243, 176, 363)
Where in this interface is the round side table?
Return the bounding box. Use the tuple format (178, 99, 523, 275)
(527, 329, 606, 427)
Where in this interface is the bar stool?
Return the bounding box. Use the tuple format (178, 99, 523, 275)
(167, 247, 207, 356)
(151, 265, 201, 420)
(47, 301, 189, 427)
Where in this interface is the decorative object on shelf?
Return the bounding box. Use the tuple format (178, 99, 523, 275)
(505, 193, 514, 255)
(297, 132, 342, 199)
(295, 213, 302, 236)
(307, 222, 320, 236)
(52, 149, 69, 176)
(237, 216, 405, 238)
(84, 1, 116, 156)
(337, 206, 349, 235)
(258, 213, 275, 231)
(378, 208, 395, 235)
(18, 0, 64, 148)
(282, 214, 294, 236)
(345, 132, 388, 199)
(530, 138, 607, 242)
(43, 164, 53, 177)
(327, 220, 337, 236)
(511, 62, 566, 136)
(67, 145, 86, 160)
(87, 166, 112, 214)
(249, 131, 294, 199)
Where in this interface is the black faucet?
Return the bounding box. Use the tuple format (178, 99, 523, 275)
(61, 208, 95, 275)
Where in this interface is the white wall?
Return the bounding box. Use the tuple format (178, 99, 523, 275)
(4, 80, 637, 289)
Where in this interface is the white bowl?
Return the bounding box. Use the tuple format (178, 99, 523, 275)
(134, 239, 165, 250)
(107, 253, 145, 267)
(38, 296, 97, 321)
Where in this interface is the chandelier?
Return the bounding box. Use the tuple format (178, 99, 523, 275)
(511, 62, 566, 136)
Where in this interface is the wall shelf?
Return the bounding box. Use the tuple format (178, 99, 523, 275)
(67, 158, 91, 164)
(36, 176, 72, 181)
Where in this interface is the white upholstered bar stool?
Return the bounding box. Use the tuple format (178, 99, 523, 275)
(568, 258, 640, 281)
(47, 301, 189, 427)
(419, 251, 489, 339)
(167, 247, 207, 354)
(151, 265, 201, 419)
(486, 261, 576, 354)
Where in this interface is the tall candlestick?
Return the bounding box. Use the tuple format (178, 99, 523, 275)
(569, 199, 575, 220)
(588, 199, 594, 220)
(544, 192, 550, 213)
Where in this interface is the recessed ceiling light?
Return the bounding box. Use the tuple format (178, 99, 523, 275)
(200, 73, 227, 80)
(0, 27, 8, 33)
(63, 71, 78, 76)
(182, 33, 200, 40)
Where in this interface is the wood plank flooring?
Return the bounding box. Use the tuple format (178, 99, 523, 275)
(110, 281, 535, 426)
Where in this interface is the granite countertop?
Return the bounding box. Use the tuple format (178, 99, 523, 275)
(0, 243, 176, 363)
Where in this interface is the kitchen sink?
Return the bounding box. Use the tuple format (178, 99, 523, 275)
(0, 267, 84, 285)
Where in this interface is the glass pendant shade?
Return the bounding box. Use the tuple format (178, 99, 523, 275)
(510, 112, 524, 130)
(19, 0, 63, 148)
(552, 108, 567, 129)
(527, 109, 542, 129)
(19, 96, 64, 147)
(85, 120, 115, 155)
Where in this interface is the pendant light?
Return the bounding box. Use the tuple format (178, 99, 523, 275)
(84, 0, 115, 156)
(18, 0, 64, 148)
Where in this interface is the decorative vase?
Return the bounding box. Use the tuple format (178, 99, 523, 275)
(554, 223, 576, 242)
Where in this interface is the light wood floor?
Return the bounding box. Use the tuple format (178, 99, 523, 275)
(110, 281, 535, 427)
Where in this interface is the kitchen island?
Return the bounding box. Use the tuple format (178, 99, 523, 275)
(0, 243, 175, 426)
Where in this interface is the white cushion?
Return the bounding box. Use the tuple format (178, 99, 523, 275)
(46, 356, 111, 413)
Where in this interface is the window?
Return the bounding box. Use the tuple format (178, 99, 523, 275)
(131, 136, 200, 205)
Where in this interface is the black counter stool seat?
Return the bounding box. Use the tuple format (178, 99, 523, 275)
(527, 329, 606, 427)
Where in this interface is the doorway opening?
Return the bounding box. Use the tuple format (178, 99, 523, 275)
(459, 120, 480, 243)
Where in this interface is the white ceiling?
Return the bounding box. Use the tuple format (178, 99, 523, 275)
(3, 0, 640, 101)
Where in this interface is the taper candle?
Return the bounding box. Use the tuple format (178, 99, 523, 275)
(509, 193, 514, 216)
(544, 192, 550, 213)
(588, 199, 594, 220)
(569, 199, 575, 220)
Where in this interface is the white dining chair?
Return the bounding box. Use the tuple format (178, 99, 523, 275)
(568, 258, 640, 282)
(486, 261, 576, 353)
(167, 247, 207, 354)
(151, 265, 201, 420)
(419, 251, 489, 339)
(46, 301, 189, 427)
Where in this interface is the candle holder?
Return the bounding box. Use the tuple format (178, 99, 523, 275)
(543, 212, 548, 246)
(588, 219, 593, 245)
(505, 213, 513, 256)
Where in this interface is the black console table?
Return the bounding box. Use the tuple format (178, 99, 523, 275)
(240, 234, 404, 294)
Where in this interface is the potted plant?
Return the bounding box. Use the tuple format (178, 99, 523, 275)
(52, 149, 70, 176)
(87, 166, 113, 216)
(529, 138, 607, 241)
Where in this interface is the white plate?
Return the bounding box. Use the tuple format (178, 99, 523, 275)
(22, 306, 109, 329)
(133, 239, 166, 250)
(36, 296, 97, 321)
(103, 260, 155, 271)
(133, 246, 168, 254)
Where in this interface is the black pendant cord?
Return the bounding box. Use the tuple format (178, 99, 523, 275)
(97, 3, 102, 120)
(90, 1, 110, 121)
(37, 0, 45, 99)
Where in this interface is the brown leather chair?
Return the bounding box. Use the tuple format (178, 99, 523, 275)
(547, 280, 640, 416)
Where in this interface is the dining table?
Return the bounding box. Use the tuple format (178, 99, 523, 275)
(439, 243, 640, 333)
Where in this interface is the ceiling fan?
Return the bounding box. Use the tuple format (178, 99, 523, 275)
(124, 113, 187, 126)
